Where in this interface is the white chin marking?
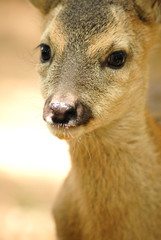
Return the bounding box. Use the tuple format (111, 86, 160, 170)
(45, 116, 53, 125)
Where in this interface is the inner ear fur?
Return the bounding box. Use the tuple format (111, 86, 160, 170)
(28, 0, 60, 14)
(135, 0, 161, 23)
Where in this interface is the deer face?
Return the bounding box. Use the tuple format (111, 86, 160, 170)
(30, 0, 160, 139)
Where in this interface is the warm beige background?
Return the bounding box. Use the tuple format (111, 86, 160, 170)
(0, 0, 160, 239)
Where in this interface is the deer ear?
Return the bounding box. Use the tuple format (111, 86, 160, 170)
(28, 0, 60, 14)
(135, 0, 161, 23)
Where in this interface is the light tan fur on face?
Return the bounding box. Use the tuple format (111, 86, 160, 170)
(87, 7, 130, 59)
(49, 22, 67, 54)
(88, 5, 156, 60)
(41, 4, 67, 55)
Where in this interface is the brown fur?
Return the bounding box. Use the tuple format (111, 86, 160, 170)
(29, 0, 161, 239)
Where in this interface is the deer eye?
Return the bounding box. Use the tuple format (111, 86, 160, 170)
(106, 51, 127, 69)
(40, 44, 51, 63)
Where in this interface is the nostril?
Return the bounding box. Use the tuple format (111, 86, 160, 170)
(49, 102, 77, 125)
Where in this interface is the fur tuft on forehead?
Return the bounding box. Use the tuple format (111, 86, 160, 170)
(59, 0, 111, 40)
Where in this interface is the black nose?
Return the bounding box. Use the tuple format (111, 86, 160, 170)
(43, 96, 93, 127)
(49, 102, 77, 125)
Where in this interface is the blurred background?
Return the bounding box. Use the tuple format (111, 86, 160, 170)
(0, 0, 160, 239)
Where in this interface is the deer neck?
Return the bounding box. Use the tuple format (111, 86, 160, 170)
(68, 108, 158, 200)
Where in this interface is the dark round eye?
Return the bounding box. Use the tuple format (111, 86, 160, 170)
(106, 51, 127, 69)
(40, 44, 51, 63)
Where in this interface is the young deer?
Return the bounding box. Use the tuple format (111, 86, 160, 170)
(29, 0, 161, 239)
